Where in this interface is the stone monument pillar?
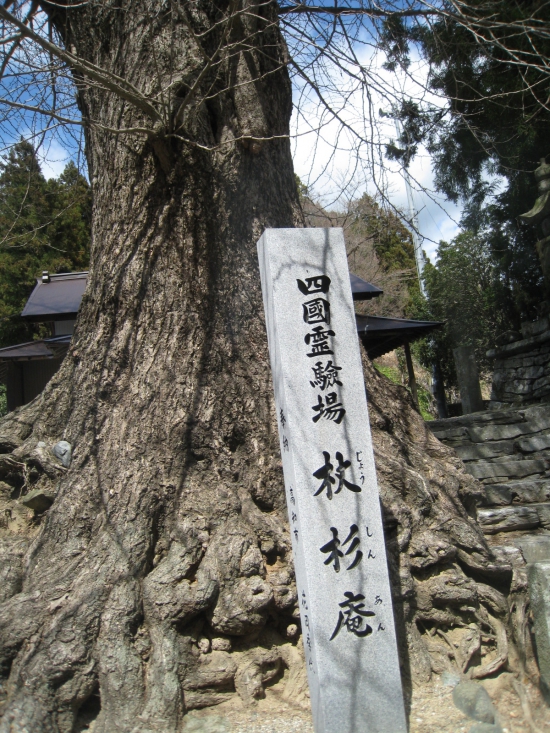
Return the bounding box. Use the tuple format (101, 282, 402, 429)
(453, 345, 484, 414)
(258, 228, 407, 733)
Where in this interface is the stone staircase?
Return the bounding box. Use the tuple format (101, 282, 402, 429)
(427, 403, 550, 540)
(427, 403, 550, 696)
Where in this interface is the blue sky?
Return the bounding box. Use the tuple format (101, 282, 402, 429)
(1, 1, 463, 264)
(288, 38, 464, 264)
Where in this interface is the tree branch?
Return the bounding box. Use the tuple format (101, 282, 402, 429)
(0, 3, 161, 122)
(279, 3, 434, 18)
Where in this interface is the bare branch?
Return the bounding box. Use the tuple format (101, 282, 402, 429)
(0, 3, 162, 122)
(279, 3, 434, 18)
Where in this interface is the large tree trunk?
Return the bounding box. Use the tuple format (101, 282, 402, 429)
(1, 3, 301, 731)
(0, 3, 536, 732)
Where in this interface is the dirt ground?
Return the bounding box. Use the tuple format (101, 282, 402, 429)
(182, 671, 549, 733)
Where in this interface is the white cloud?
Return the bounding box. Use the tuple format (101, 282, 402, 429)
(384, 149, 462, 262)
(290, 46, 463, 264)
(36, 138, 71, 180)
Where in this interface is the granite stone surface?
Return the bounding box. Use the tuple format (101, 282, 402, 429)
(452, 681, 495, 723)
(476, 505, 540, 533)
(53, 440, 72, 467)
(257, 228, 406, 733)
(487, 321, 550, 407)
(527, 561, 550, 698)
(468, 458, 549, 480)
(453, 441, 514, 462)
(515, 536, 550, 564)
(499, 480, 550, 504)
(453, 345, 484, 414)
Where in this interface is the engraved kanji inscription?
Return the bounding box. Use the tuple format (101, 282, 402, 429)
(330, 592, 375, 640)
(310, 360, 343, 391)
(311, 392, 346, 424)
(297, 275, 331, 295)
(303, 298, 331, 325)
(312, 451, 361, 500)
(304, 325, 335, 357)
(320, 524, 363, 572)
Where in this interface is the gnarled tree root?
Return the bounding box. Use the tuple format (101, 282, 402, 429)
(0, 355, 540, 731)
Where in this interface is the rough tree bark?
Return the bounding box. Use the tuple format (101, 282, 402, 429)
(0, 2, 536, 732)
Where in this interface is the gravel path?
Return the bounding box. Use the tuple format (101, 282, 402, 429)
(184, 712, 313, 733)
(182, 673, 548, 733)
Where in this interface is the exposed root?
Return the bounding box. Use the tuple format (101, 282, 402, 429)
(460, 625, 481, 674)
(511, 676, 546, 733)
(471, 617, 508, 679)
(0, 353, 541, 730)
(436, 628, 464, 672)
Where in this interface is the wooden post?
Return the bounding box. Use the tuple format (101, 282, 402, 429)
(403, 340, 419, 408)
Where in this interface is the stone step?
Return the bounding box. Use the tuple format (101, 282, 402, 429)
(467, 458, 550, 481)
(452, 440, 515, 462)
(489, 544, 525, 569)
(432, 419, 550, 445)
(467, 423, 528, 443)
(484, 479, 550, 506)
(440, 430, 550, 465)
(427, 407, 526, 432)
(430, 426, 470, 440)
(514, 535, 550, 563)
(428, 403, 550, 440)
(477, 503, 550, 534)
(477, 505, 540, 534)
(479, 503, 550, 533)
(516, 434, 550, 453)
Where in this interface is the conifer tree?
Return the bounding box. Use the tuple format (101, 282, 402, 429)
(0, 142, 91, 348)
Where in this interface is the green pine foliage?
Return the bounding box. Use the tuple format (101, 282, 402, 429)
(382, 2, 549, 323)
(421, 10, 548, 321)
(0, 141, 91, 348)
(410, 231, 508, 388)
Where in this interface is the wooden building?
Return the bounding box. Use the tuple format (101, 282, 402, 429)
(0, 270, 441, 411)
(0, 272, 86, 411)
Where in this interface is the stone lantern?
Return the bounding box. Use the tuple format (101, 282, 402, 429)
(520, 157, 550, 283)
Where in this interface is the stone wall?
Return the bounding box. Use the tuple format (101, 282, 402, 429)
(488, 315, 550, 407)
(428, 404, 550, 696)
(427, 404, 550, 536)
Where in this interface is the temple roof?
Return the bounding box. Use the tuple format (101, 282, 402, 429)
(21, 272, 87, 322)
(356, 314, 444, 360)
(0, 335, 71, 360)
(349, 273, 383, 300)
(13, 271, 441, 366)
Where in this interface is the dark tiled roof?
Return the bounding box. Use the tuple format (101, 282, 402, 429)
(0, 335, 71, 360)
(0, 336, 71, 388)
(350, 273, 383, 301)
(356, 314, 444, 360)
(21, 272, 87, 321)
(20, 271, 380, 316)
